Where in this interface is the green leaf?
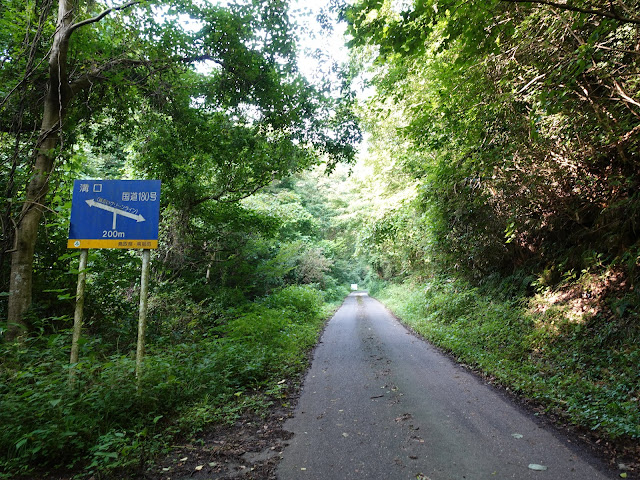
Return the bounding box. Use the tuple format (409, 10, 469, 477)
(15, 438, 28, 450)
(94, 452, 118, 459)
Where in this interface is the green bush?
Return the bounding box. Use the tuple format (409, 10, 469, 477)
(363, 275, 387, 296)
(0, 285, 328, 478)
(262, 284, 325, 319)
(319, 277, 351, 303)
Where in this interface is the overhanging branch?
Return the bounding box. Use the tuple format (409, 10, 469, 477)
(68, 52, 230, 95)
(500, 0, 640, 25)
(68, 0, 142, 35)
(69, 57, 151, 94)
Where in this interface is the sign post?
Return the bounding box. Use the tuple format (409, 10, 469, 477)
(136, 249, 151, 381)
(69, 248, 88, 386)
(67, 180, 161, 383)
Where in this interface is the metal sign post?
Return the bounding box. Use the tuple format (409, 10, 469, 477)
(67, 179, 161, 383)
(136, 249, 151, 381)
(69, 248, 88, 385)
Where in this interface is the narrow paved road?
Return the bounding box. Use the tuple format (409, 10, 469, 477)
(277, 293, 613, 480)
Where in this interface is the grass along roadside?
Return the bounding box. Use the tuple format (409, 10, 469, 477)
(0, 285, 344, 479)
(372, 278, 639, 472)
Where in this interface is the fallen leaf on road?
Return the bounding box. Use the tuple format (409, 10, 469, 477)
(195, 465, 203, 471)
(511, 433, 523, 439)
(528, 464, 548, 471)
(342, 432, 349, 437)
(395, 413, 412, 422)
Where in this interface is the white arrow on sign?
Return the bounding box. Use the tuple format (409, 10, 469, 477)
(86, 199, 146, 229)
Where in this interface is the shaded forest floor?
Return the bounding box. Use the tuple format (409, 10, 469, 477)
(36, 388, 297, 480)
(28, 287, 638, 480)
(140, 333, 638, 480)
(142, 396, 294, 480)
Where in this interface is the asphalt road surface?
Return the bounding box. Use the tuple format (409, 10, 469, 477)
(277, 292, 613, 480)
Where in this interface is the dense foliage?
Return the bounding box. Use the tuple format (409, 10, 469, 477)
(348, 0, 640, 282)
(0, 284, 330, 477)
(0, 0, 362, 476)
(2, 0, 640, 475)
(346, 0, 640, 447)
(0, 0, 360, 337)
(0, 165, 361, 476)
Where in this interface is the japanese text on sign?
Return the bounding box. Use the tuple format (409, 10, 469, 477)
(68, 179, 161, 249)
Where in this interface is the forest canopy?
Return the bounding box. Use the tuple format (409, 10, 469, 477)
(346, 0, 640, 281)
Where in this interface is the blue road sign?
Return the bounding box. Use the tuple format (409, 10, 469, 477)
(68, 180, 161, 249)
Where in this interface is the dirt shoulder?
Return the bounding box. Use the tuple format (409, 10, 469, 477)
(142, 398, 296, 480)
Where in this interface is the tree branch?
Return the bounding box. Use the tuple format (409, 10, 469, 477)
(68, 0, 142, 35)
(190, 177, 277, 207)
(611, 123, 640, 149)
(595, 44, 640, 56)
(69, 57, 150, 94)
(68, 53, 229, 95)
(499, 0, 640, 25)
(613, 80, 640, 109)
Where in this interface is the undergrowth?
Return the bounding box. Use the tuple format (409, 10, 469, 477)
(374, 277, 640, 441)
(0, 285, 339, 478)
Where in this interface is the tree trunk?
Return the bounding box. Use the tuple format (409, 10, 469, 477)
(5, 0, 73, 341)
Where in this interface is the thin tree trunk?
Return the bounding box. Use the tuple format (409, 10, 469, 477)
(5, 0, 73, 341)
(5, 124, 59, 339)
(4, 0, 144, 340)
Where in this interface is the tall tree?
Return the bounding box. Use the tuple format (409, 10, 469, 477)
(1, 0, 359, 340)
(5, 0, 143, 339)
